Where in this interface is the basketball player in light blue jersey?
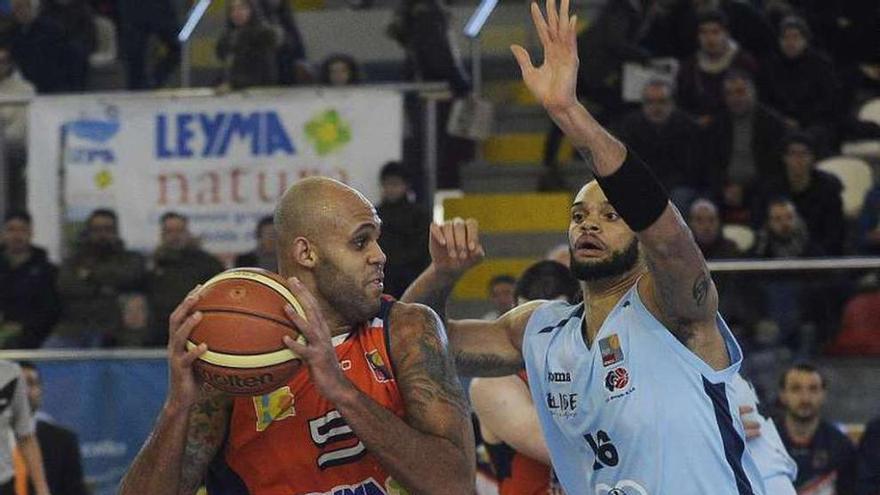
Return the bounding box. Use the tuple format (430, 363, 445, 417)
(402, 0, 769, 492)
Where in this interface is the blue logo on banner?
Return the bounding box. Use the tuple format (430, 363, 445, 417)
(155, 110, 296, 159)
(63, 106, 120, 164)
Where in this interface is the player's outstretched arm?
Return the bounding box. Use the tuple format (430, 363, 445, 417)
(470, 376, 551, 464)
(118, 289, 232, 495)
(514, 0, 727, 369)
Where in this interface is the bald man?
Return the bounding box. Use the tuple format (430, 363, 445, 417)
(118, 178, 477, 495)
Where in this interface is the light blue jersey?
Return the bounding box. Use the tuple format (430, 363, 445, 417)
(523, 283, 766, 495)
(731, 374, 798, 494)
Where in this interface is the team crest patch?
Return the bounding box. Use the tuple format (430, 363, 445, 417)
(253, 386, 295, 432)
(599, 334, 624, 367)
(604, 367, 630, 392)
(365, 349, 393, 383)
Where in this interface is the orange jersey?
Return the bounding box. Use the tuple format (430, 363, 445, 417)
(207, 298, 408, 495)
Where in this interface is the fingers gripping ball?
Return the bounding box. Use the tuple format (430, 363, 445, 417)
(189, 268, 306, 396)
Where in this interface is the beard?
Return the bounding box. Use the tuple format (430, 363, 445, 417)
(570, 238, 640, 281)
(314, 256, 381, 325)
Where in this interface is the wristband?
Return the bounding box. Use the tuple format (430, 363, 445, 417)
(594, 151, 669, 231)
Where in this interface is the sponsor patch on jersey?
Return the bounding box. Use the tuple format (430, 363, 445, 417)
(365, 349, 393, 383)
(599, 334, 624, 367)
(546, 392, 579, 418)
(304, 477, 389, 495)
(604, 367, 630, 392)
(595, 480, 648, 495)
(253, 386, 295, 431)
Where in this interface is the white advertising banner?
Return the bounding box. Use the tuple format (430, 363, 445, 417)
(27, 88, 403, 261)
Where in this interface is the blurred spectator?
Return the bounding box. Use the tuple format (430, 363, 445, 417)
(857, 416, 880, 495)
(41, 0, 95, 91)
(759, 16, 837, 143)
(6, 0, 82, 93)
(482, 274, 516, 320)
(825, 273, 880, 356)
(0, 212, 58, 349)
(776, 363, 857, 494)
(258, 0, 306, 85)
(87, 13, 116, 70)
(18, 362, 86, 495)
(513, 260, 580, 305)
(117, 0, 179, 89)
(119, 293, 149, 347)
(375, 161, 430, 299)
(235, 215, 277, 272)
(687, 198, 742, 259)
(856, 185, 880, 256)
(387, 0, 470, 94)
(49, 209, 146, 348)
(0, 43, 34, 151)
(216, 0, 278, 91)
(544, 243, 570, 268)
(0, 360, 50, 495)
(702, 71, 789, 214)
(318, 54, 360, 86)
(146, 212, 223, 347)
(676, 10, 758, 124)
(752, 198, 819, 258)
(612, 79, 705, 208)
(762, 133, 845, 255)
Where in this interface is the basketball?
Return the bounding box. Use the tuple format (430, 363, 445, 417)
(188, 268, 306, 396)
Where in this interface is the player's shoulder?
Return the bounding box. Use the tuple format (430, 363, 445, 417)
(0, 360, 23, 378)
(388, 302, 445, 343)
(525, 300, 582, 330)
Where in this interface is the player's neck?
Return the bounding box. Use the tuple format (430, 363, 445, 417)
(785, 414, 821, 443)
(580, 266, 646, 343)
(313, 294, 356, 337)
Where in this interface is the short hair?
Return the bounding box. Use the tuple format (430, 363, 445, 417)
(489, 274, 516, 289)
(160, 211, 187, 224)
(87, 208, 117, 225)
(18, 360, 36, 372)
(515, 261, 580, 303)
(779, 15, 811, 40)
(319, 53, 361, 85)
(767, 195, 795, 212)
(781, 131, 816, 154)
(697, 9, 728, 30)
(723, 69, 755, 87)
(4, 210, 31, 224)
(779, 362, 826, 390)
(380, 161, 410, 183)
(256, 215, 274, 236)
(643, 78, 676, 95)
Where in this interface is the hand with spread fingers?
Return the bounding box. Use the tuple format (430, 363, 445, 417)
(511, 0, 579, 114)
(166, 285, 208, 410)
(282, 276, 353, 402)
(429, 218, 485, 277)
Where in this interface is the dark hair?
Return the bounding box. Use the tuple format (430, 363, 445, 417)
(319, 54, 361, 85)
(781, 131, 816, 154)
(256, 215, 274, 236)
(18, 360, 36, 372)
(380, 161, 410, 183)
(779, 362, 826, 390)
(87, 208, 118, 226)
(489, 274, 516, 289)
(4, 210, 31, 224)
(515, 261, 580, 303)
(767, 195, 795, 210)
(723, 69, 754, 86)
(160, 211, 187, 224)
(779, 15, 811, 40)
(697, 9, 728, 29)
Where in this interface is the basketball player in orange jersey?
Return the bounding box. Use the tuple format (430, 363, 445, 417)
(118, 177, 480, 495)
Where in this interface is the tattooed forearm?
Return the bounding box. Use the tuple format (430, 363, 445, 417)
(455, 351, 524, 377)
(692, 271, 710, 307)
(180, 392, 231, 491)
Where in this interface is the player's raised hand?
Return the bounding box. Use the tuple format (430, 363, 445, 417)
(166, 285, 208, 410)
(511, 0, 579, 113)
(429, 218, 485, 276)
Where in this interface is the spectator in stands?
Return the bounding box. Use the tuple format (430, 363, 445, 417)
(545, 243, 570, 268)
(319, 54, 361, 86)
(676, 10, 758, 125)
(216, 0, 279, 90)
(235, 215, 277, 272)
(752, 198, 820, 258)
(482, 274, 516, 320)
(0, 43, 34, 152)
(375, 161, 430, 299)
(763, 133, 845, 255)
(825, 273, 880, 356)
(42, 0, 95, 91)
(759, 16, 837, 145)
(612, 79, 704, 208)
(687, 198, 742, 259)
(0, 212, 59, 349)
(776, 363, 857, 494)
(702, 71, 789, 216)
(146, 212, 223, 347)
(0, 360, 50, 495)
(857, 416, 880, 495)
(18, 362, 87, 495)
(7, 0, 82, 93)
(49, 209, 146, 348)
(117, 0, 179, 89)
(258, 0, 306, 85)
(856, 184, 880, 256)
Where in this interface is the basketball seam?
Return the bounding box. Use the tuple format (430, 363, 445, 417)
(198, 307, 297, 332)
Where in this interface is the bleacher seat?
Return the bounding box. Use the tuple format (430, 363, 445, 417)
(816, 156, 874, 218)
(859, 98, 880, 126)
(722, 224, 755, 252)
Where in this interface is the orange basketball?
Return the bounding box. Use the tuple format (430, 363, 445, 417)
(189, 268, 305, 396)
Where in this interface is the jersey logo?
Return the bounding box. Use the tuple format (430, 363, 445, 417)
(546, 392, 578, 418)
(595, 480, 648, 495)
(599, 334, 624, 367)
(309, 410, 367, 469)
(252, 386, 295, 432)
(604, 367, 630, 392)
(365, 349, 393, 383)
(304, 477, 387, 495)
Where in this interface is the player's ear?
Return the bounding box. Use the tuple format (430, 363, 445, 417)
(292, 236, 318, 268)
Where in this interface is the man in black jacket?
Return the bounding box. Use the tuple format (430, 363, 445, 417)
(19, 362, 87, 495)
(0, 212, 59, 349)
(7, 0, 83, 93)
